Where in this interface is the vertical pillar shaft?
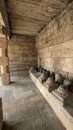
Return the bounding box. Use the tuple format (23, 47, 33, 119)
(1, 38, 10, 85)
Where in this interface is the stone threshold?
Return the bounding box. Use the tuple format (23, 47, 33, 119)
(29, 71, 73, 130)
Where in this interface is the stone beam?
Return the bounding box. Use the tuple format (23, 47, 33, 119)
(0, 0, 10, 37)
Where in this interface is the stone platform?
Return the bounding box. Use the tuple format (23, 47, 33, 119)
(29, 71, 73, 130)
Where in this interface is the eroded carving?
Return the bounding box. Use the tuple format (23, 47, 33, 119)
(29, 67, 36, 73)
(38, 73, 48, 83)
(44, 77, 59, 92)
(63, 79, 72, 90)
(55, 73, 64, 84)
(55, 85, 71, 98)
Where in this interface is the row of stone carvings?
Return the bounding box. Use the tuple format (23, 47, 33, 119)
(30, 66, 73, 107)
(34, 67, 73, 98)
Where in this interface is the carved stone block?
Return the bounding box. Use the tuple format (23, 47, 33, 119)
(63, 79, 72, 90)
(50, 71, 55, 79)
(38, 74, 48, 83)
(54, 85, 71, 98)
(52, 85, 73, 107)
(55, 73, 64, 84)
(29, 67, 36, 73)
(44, 77, 59, 92)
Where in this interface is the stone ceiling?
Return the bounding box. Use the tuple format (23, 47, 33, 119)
(2, 0, 72, 36)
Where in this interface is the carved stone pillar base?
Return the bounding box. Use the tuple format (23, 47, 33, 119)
(54, 85, 71, 98)
(29, 67, 36, 73)
(52, 85, 73, 107)
(2, 72, 10, 85)
(44, 77, 59, 92)
(38, 74, 48, 83)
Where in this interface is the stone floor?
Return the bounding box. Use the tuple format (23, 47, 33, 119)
(0, 76, 66, 130)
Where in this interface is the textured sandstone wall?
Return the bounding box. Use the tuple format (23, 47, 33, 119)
(36, 3, 73, 79)
(8, 35, 37, 76)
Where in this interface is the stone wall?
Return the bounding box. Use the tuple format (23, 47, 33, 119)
(8, 35, 37, 76)
(36, 2, 73, 79)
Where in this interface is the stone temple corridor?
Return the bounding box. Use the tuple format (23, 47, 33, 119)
(0, 0, 73, 130)
(1, 76, 65, 130)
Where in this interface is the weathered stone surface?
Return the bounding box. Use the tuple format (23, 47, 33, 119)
(44, 77, 59, 92)
(30, 71, 73, 130)
(55, 85, 71, 98)
(52, 84, 73, 108)
(2, 76, 66, 130)
(55, 73, 64, 84)
(0, 38, 10, 85)
(38, 74, 48, 83)
(63, 79, 72, 90)
(5, 0, 70, 36)
(8, 35, 37, 76)
(36, 3, 73, 81)
(29, 67, 37, 73)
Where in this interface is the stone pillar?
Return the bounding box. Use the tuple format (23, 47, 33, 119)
(1, 38, 10, 85)
(0, 98, 3, 130)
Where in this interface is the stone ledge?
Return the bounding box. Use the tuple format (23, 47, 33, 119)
(0, 98, 3, 130)
(29, 71, 73, 130)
